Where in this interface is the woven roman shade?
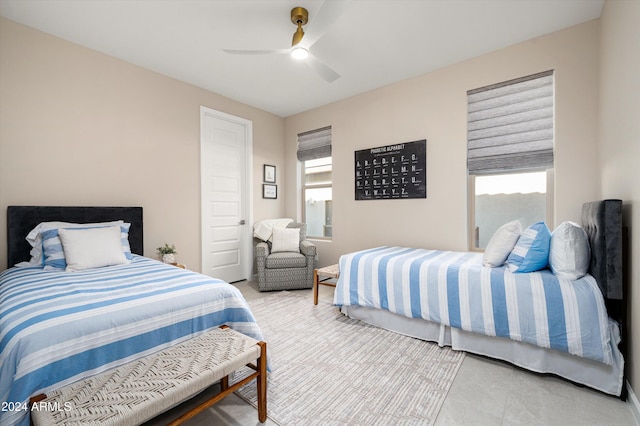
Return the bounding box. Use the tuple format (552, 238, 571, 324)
(467, 70, 554, 175)
(297, 126, 332, 162)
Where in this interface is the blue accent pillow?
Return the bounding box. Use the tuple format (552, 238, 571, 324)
(42, 223, 133, 270)
(506, 221, 551, 273)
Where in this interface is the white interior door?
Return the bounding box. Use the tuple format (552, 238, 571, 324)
(200, 107, 252, 282)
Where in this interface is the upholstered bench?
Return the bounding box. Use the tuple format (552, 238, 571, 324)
(30, 326, 267, 426)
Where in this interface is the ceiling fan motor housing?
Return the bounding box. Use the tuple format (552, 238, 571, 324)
(291, 7, 308, 47)
(291, 7, 308, 26)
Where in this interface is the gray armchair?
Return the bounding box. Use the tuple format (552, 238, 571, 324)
(255, 222, 317, 291)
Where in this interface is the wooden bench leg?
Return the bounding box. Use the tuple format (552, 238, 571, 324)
(313, 269, 319, 305)
(168, 340, 268, 426)
(257, 341, 267, 423)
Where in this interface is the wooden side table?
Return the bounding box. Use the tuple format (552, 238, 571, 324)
(313, 264, 339, 305)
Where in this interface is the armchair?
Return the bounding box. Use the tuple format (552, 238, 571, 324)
(255, 222, 317, 291)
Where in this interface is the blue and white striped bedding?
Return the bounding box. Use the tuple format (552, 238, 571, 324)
(0, 255, 264, 426)
(334, 246, 613, 365)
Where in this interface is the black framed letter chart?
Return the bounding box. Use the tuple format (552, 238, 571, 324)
(355, 139, 427, 200)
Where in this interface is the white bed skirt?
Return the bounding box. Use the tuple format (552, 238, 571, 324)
(340, 305, 624, 396)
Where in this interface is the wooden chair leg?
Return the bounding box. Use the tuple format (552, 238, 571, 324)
(257, 341, 268, 423)
(313, 269, 319, 305)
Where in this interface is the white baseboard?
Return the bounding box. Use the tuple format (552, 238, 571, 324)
(628, 381, 640, 425)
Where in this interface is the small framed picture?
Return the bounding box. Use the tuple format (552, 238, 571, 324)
(264, 164, 276, 183)
(263, 184, 277, 199)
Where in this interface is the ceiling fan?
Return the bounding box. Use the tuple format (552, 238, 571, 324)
(222, 1, 350, 83)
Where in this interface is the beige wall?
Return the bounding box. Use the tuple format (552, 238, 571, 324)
(599, 0, 640, 396)
(284, 20, 601, 269)
(0, 17, 285, 271)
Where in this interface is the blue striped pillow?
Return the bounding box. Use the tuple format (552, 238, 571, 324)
(42, 223, 133, 270)
(506, 221, 551, 273)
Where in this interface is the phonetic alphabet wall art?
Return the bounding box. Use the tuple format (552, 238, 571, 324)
(354, 139, 426, 200)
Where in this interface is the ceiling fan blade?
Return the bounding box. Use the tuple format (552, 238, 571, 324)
(306, 54, 340, 83)
(300, 0, 351, 49)
(222, 48, 290, 55)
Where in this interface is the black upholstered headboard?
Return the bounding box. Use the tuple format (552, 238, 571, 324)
(581, 199, 623, 300)
(7, 206, 144, 267)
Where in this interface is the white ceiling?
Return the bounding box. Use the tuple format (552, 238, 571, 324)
(0, 0, 604, 117)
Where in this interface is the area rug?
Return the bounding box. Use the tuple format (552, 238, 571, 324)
(234, 291, 465, 425)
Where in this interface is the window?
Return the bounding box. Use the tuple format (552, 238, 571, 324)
(303, 157, 332, 238)
(297, 126, 332, 239)
(472, 171, 551, 248)
(467, 71, 554, 249)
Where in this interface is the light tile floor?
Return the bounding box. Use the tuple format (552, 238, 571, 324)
(148, 280, 637, 426)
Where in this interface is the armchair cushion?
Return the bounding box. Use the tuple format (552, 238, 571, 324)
(265, 252, 307, 269)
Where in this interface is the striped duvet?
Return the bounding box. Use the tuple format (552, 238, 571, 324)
(334, 246, 613, 365)
(0, 256, 263, 426)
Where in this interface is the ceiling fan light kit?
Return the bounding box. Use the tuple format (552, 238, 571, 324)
(291, 47, 309, 60)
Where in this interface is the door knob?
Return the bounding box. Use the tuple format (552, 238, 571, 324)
(239, 220, 246, 225)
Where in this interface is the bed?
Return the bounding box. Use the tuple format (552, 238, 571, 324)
(1, 206, 265, 426)
(334, 200, 626, 398)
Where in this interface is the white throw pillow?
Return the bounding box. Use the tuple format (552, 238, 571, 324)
(25, 220, 124, 266)
(549, 221, 590, 280)
(271, 228, 300, 253)
(483, 220, 522, 267)
(58, 225, 129, 271)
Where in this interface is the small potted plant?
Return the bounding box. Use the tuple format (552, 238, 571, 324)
(157, 243, 177, 264)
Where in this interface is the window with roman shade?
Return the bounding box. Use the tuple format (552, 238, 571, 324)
(467, 71, 555, 250)
(467, 70, 554, 175)
(297, 126, 332, 162)
(298, 126, 332, 239)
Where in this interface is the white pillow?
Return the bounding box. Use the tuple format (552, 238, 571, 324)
(271, 228, 300, 253)
(58, 225, 129, 271)
(483, 220, 522, 267)
(549, 221, 590, 280)
(26, 220, 124, 246)
(25, 220, 124, 266)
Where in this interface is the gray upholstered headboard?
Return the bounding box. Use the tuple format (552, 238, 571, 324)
(7, 206, 144, 267)
(581, 199, 623, 300)
(582, 199, 627, 401)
